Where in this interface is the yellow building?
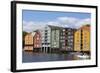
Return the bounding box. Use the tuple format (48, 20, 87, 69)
(74, 25, 90, 52)
(74, 30, 81, 51)
(24, 33, 34, 51)
(25, 33, 33, 45)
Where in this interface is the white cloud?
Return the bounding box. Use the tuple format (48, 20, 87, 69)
(23, 17, 91, 32)
(57, 17, 90, 28)
(23, 21, 46, 32)
(57, 17, 79, 28)
(58, 17, 79, 24)
(76, 18, 91, 28)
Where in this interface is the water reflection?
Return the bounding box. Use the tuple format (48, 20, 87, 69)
(22, 51, 90, 63)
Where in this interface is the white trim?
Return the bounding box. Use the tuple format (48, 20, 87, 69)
(16, 3, 96, 70)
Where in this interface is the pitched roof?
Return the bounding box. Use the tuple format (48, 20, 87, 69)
(31, 32, 36, 37)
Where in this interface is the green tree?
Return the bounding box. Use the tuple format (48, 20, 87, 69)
(22, 31, 28, 48)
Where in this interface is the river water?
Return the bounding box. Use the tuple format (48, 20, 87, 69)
(22, 51, 89, 63)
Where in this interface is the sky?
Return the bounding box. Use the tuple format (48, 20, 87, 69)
(23, 10, 91, 32)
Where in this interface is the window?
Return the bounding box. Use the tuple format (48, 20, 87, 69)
(77, 40, 79, 42)
(45, 36, 47, 38)
(37, 38, 39, 40)
(70, 39, 73, 42)
(45, 30, 48, 32)
(71, 36, 73, 38)
(63, 29, 65, 31)
(37, 45, 39, 47)
(45, 33, 47, 35)
(68, 32, 71, 35)
(42, 43, 44, 45)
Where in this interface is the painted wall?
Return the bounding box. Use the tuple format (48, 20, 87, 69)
(74, 25, 90, 52)
(51, 29, 60, 48)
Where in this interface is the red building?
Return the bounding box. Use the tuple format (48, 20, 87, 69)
(33, 30, 41, 51)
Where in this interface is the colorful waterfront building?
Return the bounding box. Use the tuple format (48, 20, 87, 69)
(74, 29, 81, 51)
(65, 28, 75, 51)
(74, 25, 90, 52)
(50, 26, 60, 51)
(59, 29, 66, 51)
(33, 30, 42, 51)
(24, 33, 34, 51)
(40, 25, 51, 53)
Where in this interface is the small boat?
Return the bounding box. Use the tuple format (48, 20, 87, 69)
(77, 54, 90, 59)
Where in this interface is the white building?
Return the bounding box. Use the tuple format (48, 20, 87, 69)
(60, 29, 66, 50)
(40, 25, 51, 53)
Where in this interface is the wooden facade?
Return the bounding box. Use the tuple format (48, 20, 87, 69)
(74, 25, 90, 52)
(33, 30, 41, 50)
(24, 33, 34, 51)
